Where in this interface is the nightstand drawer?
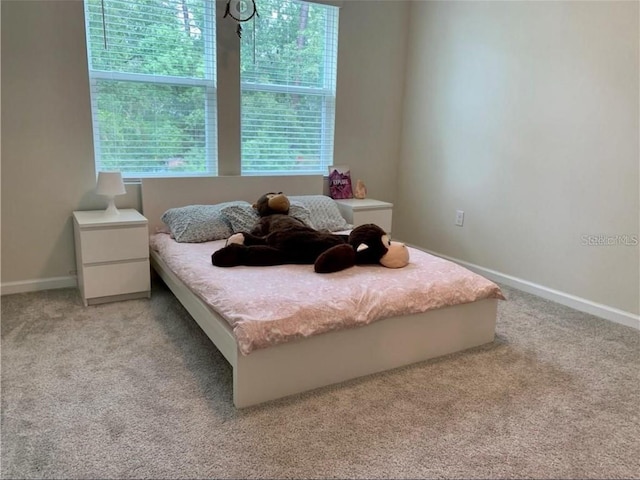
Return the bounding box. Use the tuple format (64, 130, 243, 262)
(80, 226, 148, 264)
(335, 199, 393, 233)
(351, 210, 392, 233)
(83, 260, 150, 299)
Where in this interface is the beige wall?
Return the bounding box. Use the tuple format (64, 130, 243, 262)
(2, 0, 99, 285)
(0, 0, 409, 286)
(395, 1, 639, 315)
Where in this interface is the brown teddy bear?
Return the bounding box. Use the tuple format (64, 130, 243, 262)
(247, 192, 308, 236)
(211, 192, 409, 273)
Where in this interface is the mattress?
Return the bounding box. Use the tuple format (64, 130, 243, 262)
(150, 233, 504, 355)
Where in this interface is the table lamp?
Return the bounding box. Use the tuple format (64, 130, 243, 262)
(95, 171, 126, 216)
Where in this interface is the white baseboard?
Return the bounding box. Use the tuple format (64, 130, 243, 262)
(421, 248, 640, 331)
(1, 276, 77, 296)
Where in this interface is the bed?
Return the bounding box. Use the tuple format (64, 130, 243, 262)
(141, 175, 503, 408)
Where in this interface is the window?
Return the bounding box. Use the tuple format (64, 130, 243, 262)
(84, 0, 338, 178)
(84, 0, 217, 177)
(240, 0, 339, 175)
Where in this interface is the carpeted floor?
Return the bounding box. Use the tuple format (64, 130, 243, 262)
(1, 280, 639, 479)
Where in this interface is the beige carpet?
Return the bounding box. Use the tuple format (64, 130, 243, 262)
(1, 280, 639, 479)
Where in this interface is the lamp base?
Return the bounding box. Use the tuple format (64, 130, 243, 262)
(104, 197, 120, 216)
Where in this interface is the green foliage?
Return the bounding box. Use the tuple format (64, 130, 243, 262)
(240, 0, 330, 87)
(87, 0, 207, 77)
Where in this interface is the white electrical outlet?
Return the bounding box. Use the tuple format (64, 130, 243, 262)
(455, 210, 464, 226)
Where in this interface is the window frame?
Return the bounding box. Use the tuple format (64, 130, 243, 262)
(84, 0, 341, 179)
(85, 0, 218, 179)
(239, 0, 339, 176)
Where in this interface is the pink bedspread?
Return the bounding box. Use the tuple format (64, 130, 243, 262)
(150, 233, 504, 355)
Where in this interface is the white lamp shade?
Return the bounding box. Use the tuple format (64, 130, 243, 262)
(96, 171, 126, 216)
(95, 171, 126, 196)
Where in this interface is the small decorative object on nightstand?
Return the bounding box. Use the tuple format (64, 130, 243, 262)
(73, 209, 150, 306)
(354, 179, 367, 199)
(334, 198, 393, 234)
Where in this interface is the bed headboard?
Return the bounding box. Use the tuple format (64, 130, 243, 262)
(141, 175, 324, 233)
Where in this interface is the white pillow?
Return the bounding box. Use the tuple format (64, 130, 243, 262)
(288, 195, 352, 232)
(161, 201, 249, 243)
(221, 201, 314, 233)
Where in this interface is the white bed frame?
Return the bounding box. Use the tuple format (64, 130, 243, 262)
(141, 176, 498, 408)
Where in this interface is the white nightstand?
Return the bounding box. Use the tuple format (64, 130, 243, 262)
(334, 198, 393, 233)
(73, 209, 150, 306)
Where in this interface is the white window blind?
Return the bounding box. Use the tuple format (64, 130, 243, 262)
(240, 0, 339, 175)
(84, 0, 217, 177)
